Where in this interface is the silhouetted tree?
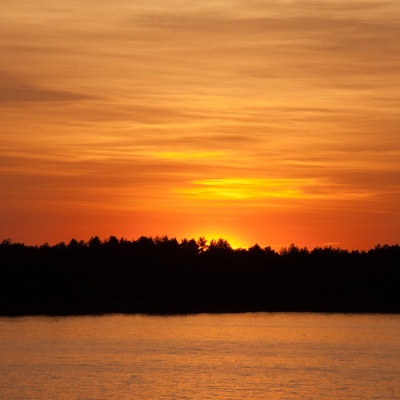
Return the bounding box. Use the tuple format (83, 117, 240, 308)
(0, 236, 399, 315)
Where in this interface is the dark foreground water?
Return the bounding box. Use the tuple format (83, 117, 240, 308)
(1, 313, 399, 399)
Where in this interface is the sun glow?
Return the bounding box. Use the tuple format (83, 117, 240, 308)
(177, 178, 321, 201)
(153, 151, 224, 160)
(195, 232, 248, 250)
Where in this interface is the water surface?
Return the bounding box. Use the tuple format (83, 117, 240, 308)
(1, 313, 399, 399)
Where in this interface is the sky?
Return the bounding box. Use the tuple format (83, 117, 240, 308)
(1, 0, 400, 249)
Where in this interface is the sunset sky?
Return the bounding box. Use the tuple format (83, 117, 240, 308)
(1, 0, 399, 249)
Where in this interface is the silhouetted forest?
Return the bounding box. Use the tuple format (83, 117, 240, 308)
(1, 236, 400, 315)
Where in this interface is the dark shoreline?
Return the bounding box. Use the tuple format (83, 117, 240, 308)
(2, 310, 400, 318)
(1, 237, 400, 316)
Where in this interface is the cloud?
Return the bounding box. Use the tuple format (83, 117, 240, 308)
(0, 72, 91, 103)
(175, 177, 378, 204)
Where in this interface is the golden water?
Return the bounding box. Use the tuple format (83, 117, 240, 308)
(1, 313, 399, 399)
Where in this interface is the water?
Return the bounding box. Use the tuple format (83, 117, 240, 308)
(1, 313, 399, 399)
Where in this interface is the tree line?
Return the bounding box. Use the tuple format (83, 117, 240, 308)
(1, 236, 400, 315)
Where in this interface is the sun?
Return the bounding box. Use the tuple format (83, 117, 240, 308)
(190, 230, 248, 250)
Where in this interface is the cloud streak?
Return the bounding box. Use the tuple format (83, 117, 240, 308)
(0, 72, 91, 103)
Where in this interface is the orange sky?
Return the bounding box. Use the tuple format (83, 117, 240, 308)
(1, 0, 400, 249)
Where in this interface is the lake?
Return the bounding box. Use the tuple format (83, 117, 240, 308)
(1, 313, 399, 399)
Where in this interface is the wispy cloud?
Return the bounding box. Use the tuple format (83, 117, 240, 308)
(176, 177, 375, 203)
(0, 72, 91, 103)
